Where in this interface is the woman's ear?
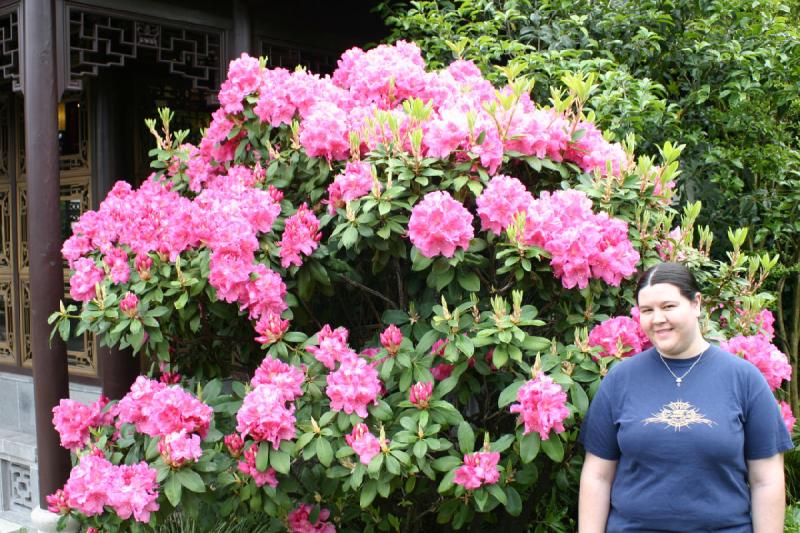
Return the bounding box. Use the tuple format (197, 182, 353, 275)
(692, 292, 702, 317)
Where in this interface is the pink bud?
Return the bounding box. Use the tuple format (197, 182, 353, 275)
(409, 381, 433, 408)
(224, 433, 245, 458)
(134, 253, 152, 280)
(380, 324, 403, 355)
(119, 292, 139, 317)
(255, 312, 290, 345)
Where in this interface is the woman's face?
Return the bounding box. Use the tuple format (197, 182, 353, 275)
(637, 282, 702, 358)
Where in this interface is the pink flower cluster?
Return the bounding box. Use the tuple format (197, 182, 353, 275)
(56, 454, 159, 523)
(306, 324, 382, 418)
(521, 190, 639, 289)
(237, 444, 279, 488)
(279, 203, 322, 268)
(158, 430, 203, 468)
(116, 376, 212, 438)
(326, 160, 375, 214)
(509, 373, 570, 440)
(475, 175, 534, 235)
(52, 396, 113, 451)
(453, 451, 501, 490)
(345, 423, 382, 465)
(780, 401, 796, 434)
(236, 383, 297, 449)
(588, 316, 650, 359)
(251, 355, 306, 402)
(408, 191, 474, 258)
(721, 333, 792, 391)
(287, 503, 336, 533)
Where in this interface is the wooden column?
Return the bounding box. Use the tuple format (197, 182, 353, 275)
(232, 0, 252, 57)
(93, 74, 140, 400)
(23, 0, 71, 505)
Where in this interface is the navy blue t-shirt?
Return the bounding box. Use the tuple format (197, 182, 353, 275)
(580, 345, 794, 532)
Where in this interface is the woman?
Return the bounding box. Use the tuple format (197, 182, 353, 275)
(579, 262, 793, 532)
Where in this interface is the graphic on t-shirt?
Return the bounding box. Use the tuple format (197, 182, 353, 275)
(642, 400, 715, 431)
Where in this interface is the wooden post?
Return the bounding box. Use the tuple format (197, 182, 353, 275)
(23, 0, 72, 506)
(232, 0, 252, 58)
(93, 74, 140, 400)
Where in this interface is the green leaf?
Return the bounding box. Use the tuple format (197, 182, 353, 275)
(457, 422, 475, 454)
(504, 486, 522, 516)
(431, 455, 461, 472)
(541, 434, 564, 462)
(174, 292, 189, 310)
(570, 383, 589, 414)
(270, 449, 290, 475)
(487, 483, 507, 505)
(437, 469, 456, 493)
(256, 442, 270, 472)
(520, 431, 541, 463)
(490, 434, 515, 453)
(456, 270, 480, 292)
(164, 474, 182, 507)
(176, 469, 206, 493)
(360, 480, 378, 508)
(316, 438, 333, 467)
(498, 380, 524, 408)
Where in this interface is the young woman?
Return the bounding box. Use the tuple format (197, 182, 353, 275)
(578, 262, 793, 532)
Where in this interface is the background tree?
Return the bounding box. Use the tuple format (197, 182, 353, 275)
(378, 0, 800, 414)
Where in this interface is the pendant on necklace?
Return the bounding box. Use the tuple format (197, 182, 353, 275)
(676, 378, 682, 386)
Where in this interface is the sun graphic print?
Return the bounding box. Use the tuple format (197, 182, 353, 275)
(642, 400, 716, 431)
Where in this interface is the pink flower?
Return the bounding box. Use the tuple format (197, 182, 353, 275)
(116, 377, 212, 438)
(408, 191, 474, 258)
(251, 355, 305, 402)
(780, 401, 796, 434)
(588, 316, 649, 359)
(119, 292, 139, 317)
(69, 257, 105, 302)
(327, 161, 375, 214)
(63, 454, 116, 516)
(218, 53, 263, 114)
(108, 462, 160, 523)
(298, 101, 350, 161)
(52, 397, 111, 451)
(307, 324, 355, 370)
(158, 430, 203, 467)
(224, 433, 245, 458)
(287, 503, 336, 533)
(522, 190, 638, 289)
(236, 384, 296, 448)
(721, 333, 792, 391)
(345, 423, 381, 465)
(279, 203, 321, 268)
(134, 253, 152, 280)
(475, 174, 534, 234)
(453, 451, 501, 490)
(409, 382, 433, 408)
(326, 355, 382, 418)
(240, 264, 287, 320)
(509, 373, 570, 440)
(46, 489, 69, 514)
(237, 444, 279, 488)
(103, 247, 130, 284)
(380, 324, 403, 355)
(255, 311, 290, 345)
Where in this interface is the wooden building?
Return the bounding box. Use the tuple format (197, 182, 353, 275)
(0, 1, 384, 528)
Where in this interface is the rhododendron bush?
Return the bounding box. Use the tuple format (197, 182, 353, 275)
(49, 42, 788, 532)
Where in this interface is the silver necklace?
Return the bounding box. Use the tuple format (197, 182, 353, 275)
(657, 345, 709, 387)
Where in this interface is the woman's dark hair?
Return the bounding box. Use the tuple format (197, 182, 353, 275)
(635, 262, 700, 301)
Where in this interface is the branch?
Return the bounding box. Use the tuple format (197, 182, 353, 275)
(333, 272, 399, 309)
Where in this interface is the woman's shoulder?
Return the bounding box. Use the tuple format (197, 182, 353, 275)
(604, 347, 657, 380)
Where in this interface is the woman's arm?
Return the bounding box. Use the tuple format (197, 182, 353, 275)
(748, 453, 785, 533)
(579, 452, 618, 533)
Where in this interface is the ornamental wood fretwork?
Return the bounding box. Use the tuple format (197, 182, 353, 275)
(67, 6, 223, 92)
(0, 5, 21, 92)
(259, 38, 337, 75)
